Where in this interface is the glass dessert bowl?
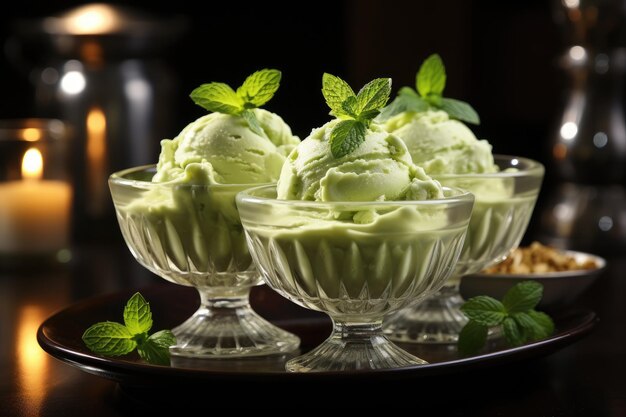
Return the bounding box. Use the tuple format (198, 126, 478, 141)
(236, 184, 474, 372)
(109, 165, 300, 358)
(383, 155, 545, 344)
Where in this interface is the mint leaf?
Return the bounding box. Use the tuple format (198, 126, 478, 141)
(322, 73, 356, 117)
(458, 320, 488, 355)
(341, 96, 359, 119)
(386, 53, 481, 125)
(137, 330, 177, 366)
(355, 78, 391, 115)
(123, 292, 153, 335)
(242, 109, 265, 137)
(512, 312, 548, 342)
(375, 89, 428, 122)
(502, 281, 543, 314)
(82, 292, 176, 365)
(459, 295, 507, 326)
(236, 69, 281, 107)
(416, 53, 446, 97)
(323, 74, 392, 157)
(527, 310, 555, 339)
(458, 281, 555, 354)
(440, 98, 480, 125)
(82, 322, 136, 356)
(190, 82, 243, 115)
(329, 119, 367, 158)
(503, 317, 525, 347)
(399, 86, 421, 99)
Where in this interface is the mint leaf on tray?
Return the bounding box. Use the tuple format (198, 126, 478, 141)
(82, 292, 176, 366)
(458, 281, 555, 355)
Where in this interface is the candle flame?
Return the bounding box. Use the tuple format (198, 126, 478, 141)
(87, 108, 106, 159)
(22, 148, 43, 180)
(63, 4, 120, 35)
(22, 128, 41, 142)
(86, 107, 107, 216)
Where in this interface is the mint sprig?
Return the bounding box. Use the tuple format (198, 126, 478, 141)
(457, 281, 555, 355)
(377, 54, 480, 124)
(82, 292, 176, 366)
(321, 73, 391, 158)
(189, 68, 282, 136)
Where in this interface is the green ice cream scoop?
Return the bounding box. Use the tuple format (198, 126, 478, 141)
(154, 109, 299, 185)
(277, 120, 443, 203)
(383, 110, 497, 175)
(113, 108, 299, 277)
(109, 69, 304, 359)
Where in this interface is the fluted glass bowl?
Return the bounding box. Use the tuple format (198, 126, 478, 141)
(236, 184, 474, 372)
(108, 165, 300, 358)
(384, 155, 545, 344)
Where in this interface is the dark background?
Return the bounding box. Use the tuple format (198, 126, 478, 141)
(0, 0, 565, 160)
(1, 0, 606, 247)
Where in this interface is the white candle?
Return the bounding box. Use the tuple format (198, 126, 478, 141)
(0, 148, 72, 254)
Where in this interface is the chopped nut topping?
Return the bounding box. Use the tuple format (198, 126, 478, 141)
(482, 241, 598, 274)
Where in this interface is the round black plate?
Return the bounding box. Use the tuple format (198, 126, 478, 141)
(38, 282, 598, 384)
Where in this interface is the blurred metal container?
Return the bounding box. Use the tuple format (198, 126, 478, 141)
(7, 3, 187, 242)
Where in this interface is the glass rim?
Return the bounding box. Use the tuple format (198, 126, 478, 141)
(108, 164, 274, 190)
(432, 154, 545, 180)
(237, 184, 474, 209)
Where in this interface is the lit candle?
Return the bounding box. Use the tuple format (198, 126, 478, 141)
(86, 107, 107, 217)
(0, 148, 72, 254)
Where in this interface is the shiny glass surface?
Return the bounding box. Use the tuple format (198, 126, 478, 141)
(109, 165, 300, 358)
(384, 155, 545, 344)
(237, 185, 474, 371)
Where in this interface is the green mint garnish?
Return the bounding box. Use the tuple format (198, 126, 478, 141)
(457, 281, 555, 355)
(377, 53, 480, 124)
(82, 292, 176, 366)
(321, 73, 391, 158)
(189, 68, 282, 137)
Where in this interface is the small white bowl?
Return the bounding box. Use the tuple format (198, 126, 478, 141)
(460, 250, 607, 311)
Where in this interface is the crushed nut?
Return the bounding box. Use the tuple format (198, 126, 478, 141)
(481, 241, 598, 274)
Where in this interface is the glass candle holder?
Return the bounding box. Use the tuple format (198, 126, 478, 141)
(0, 119, 73, 267)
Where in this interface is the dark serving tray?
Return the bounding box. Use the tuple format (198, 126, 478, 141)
(38, 282, 598, 386)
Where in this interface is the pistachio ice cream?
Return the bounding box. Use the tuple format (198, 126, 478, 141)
(240, 119, 473, 316)
(383, 110, 542, 281)
(111, 110, 299, 287)
(277, 119, 443, 203)
(383, 110, 497, 175)
(109, 69, 304, 359)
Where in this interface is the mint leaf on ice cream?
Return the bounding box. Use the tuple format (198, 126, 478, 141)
(190, 82, 244, 115)
(440, 98, 480, 125)
(236, 69, 282, 107)
(329, 119, 367, 158)
(322, 73, 392, 158)
(355, 77, 392, 115)
(189, 69, 284, 136)
(417, 53, 447, 98)
(322, 73, 356, 117)
(378, 53, 480, 125)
